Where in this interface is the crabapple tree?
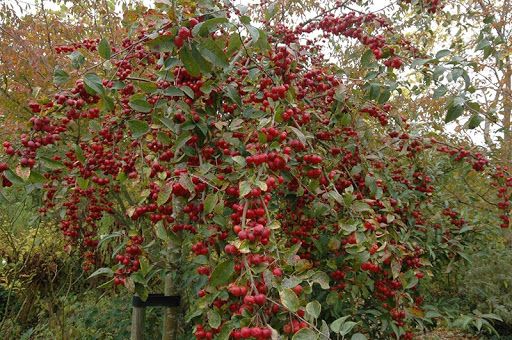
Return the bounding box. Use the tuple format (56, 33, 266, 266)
(0, 0, 502, 339)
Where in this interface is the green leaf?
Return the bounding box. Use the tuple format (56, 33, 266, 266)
(340, 321, 358, 336)
(216, 321, 236, 340)
(101, 95, 114, 112)
(193, 17, 229, 37)
(352, 201, 372, 213)
(391, 259, 402, 279)
(306, 300, 321, 319)
(480, 313, 503, 321)
(225, 84, 242, 106)
(368, 83, 380, 100)
(191, 44, 212, 74)
(98, 38, 112, 59)
(411, 58, 429, 68)
(4, 169, 24, 185)
(209, 260, 235, 287)
(320, 320, 331, 340)
(163, 56, 179, 70)
(155, 221, 169, 242)
(180, 86, 194, 99)
(351, 333, 367, 340)
(378, 89, 391, 104)
(328, 190, 343, 205)
(475, 38, 491, 51)
(53, 68, 70, 85)
(433, 85, 447, 99)
(311, 271, 330, 289)
(129, 96, 152, 113)
(232, 156, 246, 167)
(239, 181, 251, 198)
(204, 193, 218, 214)
(288, 126, 306, 144)
(179, 174, 195, 193)
(179, 45, 201, 77)
(83, 73, 104, 95)
(134, 284, 149, 301)
(483, 46, 493, 59)
(243, 107, 265, 119)
(159, 117, 176, 131)
(207, 309, 221, 328)
(174, 132, 191, 153)
(127, 120, 150, 139)
(137, 81, 158, 93)
(246, 25, 260, 44)
(293, 329, 318, 340)
(240, 15, 251, 25)
(28, 170, 46, 183)
(330, 316, 350, 333)
(40, 157, 65, 170)
(279, 288, 300, 312)
(87, 267, 114, 279)
(199, 38, 228, 67)
(433, 65, 446, 80)
(255, 180, 267, 192)
(405, 275, 419, 289)
(68, 50, 85, 69)
(264, 2, 279, 21)
(466, 114, 484, 129)
(451, 68, 464, 82)
(255, 30, 271, 51)
(435, 49, 451, 59)
(157, 132, 171, 145)
(445, 104, 464, 123)
(163, 87, 185, 97)
(361, 49, 374, 68)
(146, 35, 174, 52)
(157, 183, 172, 206)
(226, 33, 242, 56)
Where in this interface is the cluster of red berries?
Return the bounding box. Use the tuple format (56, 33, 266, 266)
(231, 327, 272, 339)
(305, 12, 403, 68)
(55, 38, 101, 54)
(234, 223, 271, 244)
(114, 235, 143, 285)
(442, 208, 466, 228)
(360, 105, 389, 126)
(361, 261, 380, 272)
(173, 18, 198, 48)
(283, 319, 308, 335)
(492, 166, 511, 228)
(435, 143, 489, 172)
(390, 308, 407, 326)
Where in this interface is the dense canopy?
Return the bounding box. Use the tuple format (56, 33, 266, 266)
(0, 0, 511, 339)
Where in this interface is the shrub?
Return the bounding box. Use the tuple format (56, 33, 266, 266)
(17, 292, 163, 340)
(457, 241, 512, 335)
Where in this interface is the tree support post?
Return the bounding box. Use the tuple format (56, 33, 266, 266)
(131, 294, 180, 340)
(131, 303, 145, 340)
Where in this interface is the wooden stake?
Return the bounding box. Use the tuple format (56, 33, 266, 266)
(131, 304, 145, 340)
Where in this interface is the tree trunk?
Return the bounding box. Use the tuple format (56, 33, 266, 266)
(503, 61, 512, 161)
(162, 198, 182, 340)
(162, 271, 178, 340)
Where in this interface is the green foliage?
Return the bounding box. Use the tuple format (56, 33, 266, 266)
(6, 293, 163, 340)
(418, 230, 512, 336)
(456, 242, 512, 332)
(1, 0, 512, 339)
